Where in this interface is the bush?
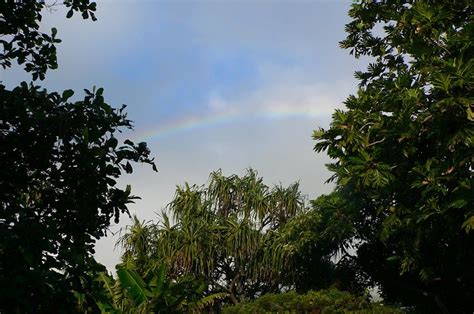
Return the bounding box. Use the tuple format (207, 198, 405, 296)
(222, 288, 401, 314)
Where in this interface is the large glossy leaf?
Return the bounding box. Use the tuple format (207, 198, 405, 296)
(116, 267, 149, 306)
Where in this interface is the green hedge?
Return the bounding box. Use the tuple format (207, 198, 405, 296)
(222, 289, 401, 314)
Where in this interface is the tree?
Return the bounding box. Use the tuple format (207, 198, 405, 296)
(276, 192, 371, 295)
(118, 169, 306, 305)
(0, 1, 156, 311)
(313, 1, 473, 312)
(0, 0, 97, 80)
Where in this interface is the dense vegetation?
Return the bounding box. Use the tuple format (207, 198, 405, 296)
(0, 1, 156, 311)
(313, 1, 473, 312)
(222, 289, 400, 314)
(78, 264, 226, 313)
(1, 0, 472, 313)
(119, 169, 306, 304)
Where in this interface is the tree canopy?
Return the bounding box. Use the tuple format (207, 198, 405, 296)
(313, 0, 473, 312)
(2, 0, 473, 312)
(0, 0, 97, 80)
(118, 169, 307, 305)
(0, 1, 156, 311)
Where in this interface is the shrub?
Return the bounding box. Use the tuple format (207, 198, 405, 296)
(222, 288, 401, 314)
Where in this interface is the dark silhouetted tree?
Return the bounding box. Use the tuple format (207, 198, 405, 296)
(314, 1, 473, 312)
(0, 1, 156, 311)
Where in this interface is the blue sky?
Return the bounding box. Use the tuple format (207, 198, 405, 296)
(1, 0, 368, 269)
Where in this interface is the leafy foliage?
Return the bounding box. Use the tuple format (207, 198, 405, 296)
(0, 83, 156, 311)
(275, 192, 371, 295)
(222, 288, 400, 314)
(0, 1, 157, 311)
(90, 264, 227, 313)
(0, 0, 97, 80)
(118, 169, 306, 305)
(313, 0, 474, 312)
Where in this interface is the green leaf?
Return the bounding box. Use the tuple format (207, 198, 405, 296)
(448, 199, 468, 209)
(462, 216, 474, 234)
(82, 127, 89, 140)
(190, 292, 228, 312)
(62, 89, 74, 100)
(116, 267, 149, 306)
(124, 161, 133, 174)
(432, 73, 452, 92)
(97, 272, 115, 297)
(467, 106, 474, 121)
(154, 264, 167, 293)
(312, 128, 325, 139)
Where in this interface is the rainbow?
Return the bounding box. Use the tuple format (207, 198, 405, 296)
(137, 105, 334, 142)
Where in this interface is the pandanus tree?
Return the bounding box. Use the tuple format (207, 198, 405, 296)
(118, 169, 307, 304)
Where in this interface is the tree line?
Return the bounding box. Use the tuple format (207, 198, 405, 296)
(0, 0, 472, 313)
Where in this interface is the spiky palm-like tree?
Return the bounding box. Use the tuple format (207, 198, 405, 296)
(119, 169, 307, 305)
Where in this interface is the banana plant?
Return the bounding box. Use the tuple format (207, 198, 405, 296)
(95, 264, 227, 313)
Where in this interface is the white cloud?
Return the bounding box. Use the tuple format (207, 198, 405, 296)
(94, 67, 354, 270)
(205, 62, 354, 119)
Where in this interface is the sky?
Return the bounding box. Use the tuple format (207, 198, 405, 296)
(1, 0, 369, 270)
